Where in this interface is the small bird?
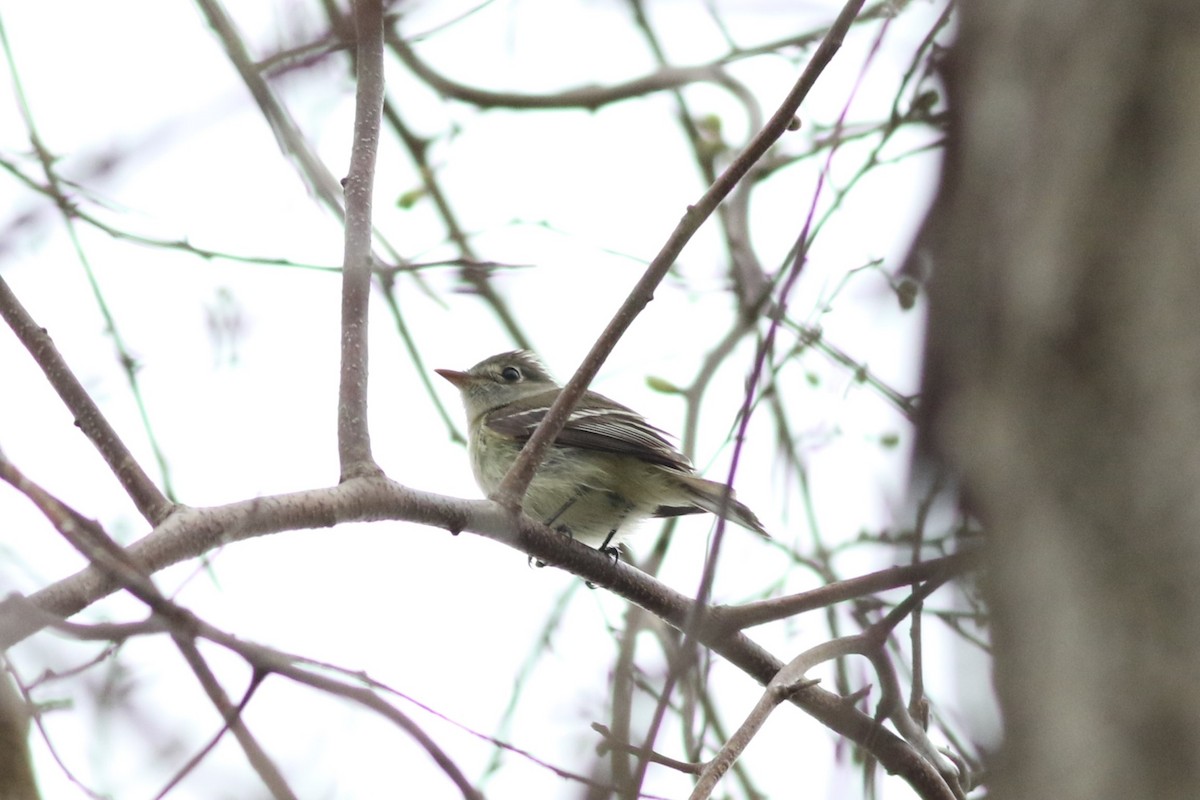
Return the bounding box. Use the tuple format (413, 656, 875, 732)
(436, 350, 769, 551)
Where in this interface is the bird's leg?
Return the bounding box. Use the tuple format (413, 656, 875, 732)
(598, 532, 621, 565)
(587, 529, 623, 589)
(599, 528, 619, 553)
(528, 488, 589, 569)
(598, 496, 635, 563)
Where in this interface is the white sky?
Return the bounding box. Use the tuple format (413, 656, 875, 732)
(0, 1, 993, 798)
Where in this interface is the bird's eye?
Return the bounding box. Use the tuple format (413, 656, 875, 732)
(500, 366, 522, 382)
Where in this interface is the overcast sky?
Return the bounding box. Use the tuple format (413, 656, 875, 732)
(0, 2, 988, 798)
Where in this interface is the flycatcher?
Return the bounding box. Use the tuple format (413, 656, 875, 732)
(437, 350, 769, 550)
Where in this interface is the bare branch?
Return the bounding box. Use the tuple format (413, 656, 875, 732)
(391, 32, 744, 112)
(0, 276, 173, 524)
(193, 0, 345, 211)
(493, 0, 871, 511)
(337, 0, 386, 479)
(0, 458, 299, 799)
(0, 469, 956, 798)
(713, 551, 978, 631)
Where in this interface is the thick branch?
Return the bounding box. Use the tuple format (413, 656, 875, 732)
(1, 474, 949, 799)
(337, 0, 386, 479)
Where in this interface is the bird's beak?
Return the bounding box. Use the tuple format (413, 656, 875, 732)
(435, 368, 471, 389)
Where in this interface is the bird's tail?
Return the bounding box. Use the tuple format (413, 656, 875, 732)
(674, 475, 771, 539)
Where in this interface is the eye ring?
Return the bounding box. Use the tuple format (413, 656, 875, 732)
(500, 366, 522, 382)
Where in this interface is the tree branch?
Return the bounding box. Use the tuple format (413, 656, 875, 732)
(0, 470, 952, 799)
(492, 0, 870, 510)
(0, 276, 173, 524)
(337, 0, 386, 479)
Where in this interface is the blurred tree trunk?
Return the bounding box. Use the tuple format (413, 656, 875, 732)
(0, 671, 39, 800)
(922, 1, 1200, 798)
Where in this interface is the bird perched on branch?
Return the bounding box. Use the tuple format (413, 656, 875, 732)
(437, 350, 769, 551)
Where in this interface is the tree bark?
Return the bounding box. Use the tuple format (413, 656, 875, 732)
(0, 672, 39, 800)
(922, 1, 1200, 797)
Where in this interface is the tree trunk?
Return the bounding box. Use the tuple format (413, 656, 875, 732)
(0, 672, 39, 800)
(922, 2, 1200, 797)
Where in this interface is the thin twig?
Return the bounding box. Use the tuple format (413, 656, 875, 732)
(0, 277, 173, 524)
(0, 19, 180, 516)
(689, 639, 847, 800)
(493, 0, 872, 511)
(711, 550, 979, 631)
(0, 458, 299, 800)
(391, 33, 742, 111)
(151, 677, 264, 800)
(193, 0, 345, 212)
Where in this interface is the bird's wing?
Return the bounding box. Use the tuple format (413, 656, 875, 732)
(485, 391, 692, 471)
